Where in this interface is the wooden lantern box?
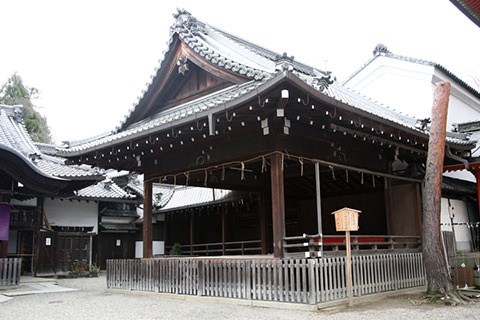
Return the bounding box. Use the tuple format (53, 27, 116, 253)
(332, 207, 361, 232)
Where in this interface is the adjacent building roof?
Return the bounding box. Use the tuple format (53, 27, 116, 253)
(0, 105, 104, 180)
(75, 178, 136, 201)
(451, 0, 480, 28)
(0, 104, 137, 201)
(343, 44, 480, 101)
(158, 185, 240, 213)
(125, 174, 237, 211)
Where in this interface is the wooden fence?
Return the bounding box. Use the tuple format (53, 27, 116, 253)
(107, 252, 425, 304)
(0, 258, 21, 286)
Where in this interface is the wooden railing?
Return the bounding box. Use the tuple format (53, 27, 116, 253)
(166, 240, 262, 256)
(283, 234, 421, 258)
(107, 252, 425, 305)
(0, 258, 21, 286)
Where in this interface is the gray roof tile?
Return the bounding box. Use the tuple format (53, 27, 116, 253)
(58, 11, 474, 155)
(0, 105, 104, 179)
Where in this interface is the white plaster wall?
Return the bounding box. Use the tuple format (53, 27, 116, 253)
(135, 241, 164, 258)
(441, 198, 472, 251)
(346, 56, 480, 132)
(44, 198, 98, 234)
(346, 58, 434, 120)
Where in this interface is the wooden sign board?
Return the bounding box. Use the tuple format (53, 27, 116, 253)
(331, 207, 361, 232)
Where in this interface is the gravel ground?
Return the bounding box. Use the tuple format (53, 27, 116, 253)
(1, 272, 480, 320)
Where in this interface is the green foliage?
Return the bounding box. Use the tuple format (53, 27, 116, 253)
(0, 73, 52, 143)
(89, 263, 99, 275)
(70, 259, 89, 275)
(169, 243, 183, 256)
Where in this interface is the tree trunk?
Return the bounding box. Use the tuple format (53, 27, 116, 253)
(422, 81, 454, 295)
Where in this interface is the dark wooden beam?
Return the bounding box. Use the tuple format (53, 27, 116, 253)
(270, 152, 285, 258)
(143, 179, 153, 258)
(259, 193, 268, 254)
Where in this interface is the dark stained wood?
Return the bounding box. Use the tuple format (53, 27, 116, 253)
(190, 210, 194, 256)
(259, 193, 268, 254)
(143, 179, 153, 258)
(221, 206, 226, 255)
(270, 153, 285, 258)
(384, 177, 393, 235)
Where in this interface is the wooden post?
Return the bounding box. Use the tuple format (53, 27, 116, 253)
(258, 194, 268, 254)
(345, 230, 353, 306)
(475, 170, 480, 218)
(270, 153, 286, 258)
(143, 179, 153, 258)
(221, 206, 226, 255)
(315, 162, 323, 257)
(190, 210, 194, 256)
(422, 81, 454, 294)
(383, 177, 393, 235)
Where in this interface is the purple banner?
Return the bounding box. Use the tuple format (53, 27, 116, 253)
(0, 204, 10, 241)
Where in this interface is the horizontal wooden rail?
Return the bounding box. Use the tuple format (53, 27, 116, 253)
(166, 240, 262, 256)
(283, 234, 421, 258)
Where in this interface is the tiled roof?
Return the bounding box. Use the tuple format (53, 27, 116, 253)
(0, 104, 104, 179)
(442, 175, 476, 195)
(58, 12, 474, 156)
(158, 185, 240, 213)
(59, 80, 262, 155)
(116, 9, 330, 132)
(75, 178, 136, 200)
(451, 0, 480, 28)
(99, 222, 137, 231)
(343, 44, 480, 100)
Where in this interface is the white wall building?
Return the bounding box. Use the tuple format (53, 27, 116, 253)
(344, 44, 480, 252)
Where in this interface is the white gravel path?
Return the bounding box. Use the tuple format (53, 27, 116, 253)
(1, 272, 480, 320)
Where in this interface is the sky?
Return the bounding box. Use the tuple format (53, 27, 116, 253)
(1, 0, 479, 143)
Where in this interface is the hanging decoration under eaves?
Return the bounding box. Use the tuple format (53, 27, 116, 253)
(148, 150, 422, 187)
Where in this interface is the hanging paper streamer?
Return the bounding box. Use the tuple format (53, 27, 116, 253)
(329, 166, 336, 180)
(372, 175, 375, 188)
(0, 204, 10, 241)
(184, 172, 189, 186)
(345, 169, 349, 183)
(299, 158, 304, 176)
(361, 172, 364, 184)
(204, 169, 208, 187)
(261, 156, 266, 173)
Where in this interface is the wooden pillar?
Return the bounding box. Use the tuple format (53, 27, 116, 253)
(384, 177, 393, 235)
(270, 153, 285, 258)
(314, 162, 323, 236)
(143, 179, 153, 258)
(415, 182, 423, 236)
(190, 210, 194, 256)
(221, 206, 226, 255)
(258, 193, 268, 254)
(475, 170, 480, 218)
